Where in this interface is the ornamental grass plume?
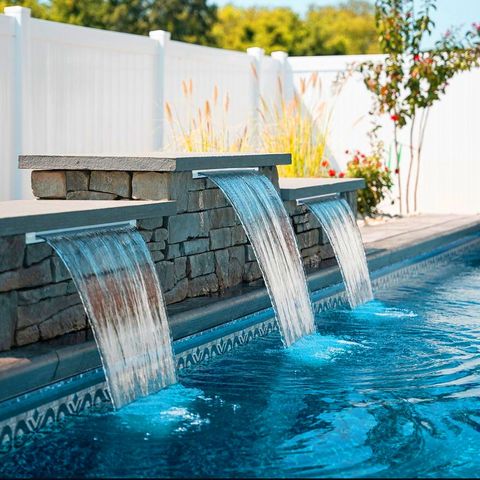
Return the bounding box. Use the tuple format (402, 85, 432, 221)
(259, 72, 342, 178)
(165, 69, 347, 173)
(165, 81, 250, 153)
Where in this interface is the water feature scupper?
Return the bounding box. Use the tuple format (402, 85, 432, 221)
(305, 196, 373, 308)
(45, 225, 177, 408)
(206, 170, 316, 347)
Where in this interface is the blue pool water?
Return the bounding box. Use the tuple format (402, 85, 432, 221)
(3, 247, 480, 477)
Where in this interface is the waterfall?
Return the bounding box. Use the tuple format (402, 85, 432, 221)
(46, 226, 177, 409)
(305, 197, 373, 308)
(206, 170, 315, 347)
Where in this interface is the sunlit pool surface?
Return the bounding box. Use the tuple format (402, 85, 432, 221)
(3, 248, 480, 477)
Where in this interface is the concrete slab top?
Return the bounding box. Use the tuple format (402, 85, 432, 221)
(279, 177, 365, 200)
(19, 152, 291, 172)
(0, 200, 176, 237)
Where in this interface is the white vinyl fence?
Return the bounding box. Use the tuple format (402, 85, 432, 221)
(1, 6, 479, 215)
(288, 55, 480, 215)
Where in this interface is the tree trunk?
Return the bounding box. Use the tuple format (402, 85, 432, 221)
(405, 116, 416, 215)
(413, 108, 430, 213)
(393, 125, 403, 215)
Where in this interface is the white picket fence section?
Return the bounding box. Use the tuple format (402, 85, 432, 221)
(0, 6, 479, 215)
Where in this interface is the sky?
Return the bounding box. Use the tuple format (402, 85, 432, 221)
(214, 0, 480, 46)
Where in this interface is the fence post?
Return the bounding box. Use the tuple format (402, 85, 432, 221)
(247, 47, 264, 150)
(149, 30, 171, 151)
(5, 6, 31, 199)
(271, 51, 293, 104)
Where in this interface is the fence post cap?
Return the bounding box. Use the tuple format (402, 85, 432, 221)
(4, 6, 31, 17)
(247, 47, 265, 58)
(271, 51, 288, 60)
(149, 30, 171, 41)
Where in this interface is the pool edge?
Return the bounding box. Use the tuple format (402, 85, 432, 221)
(1, 227, 480, 452)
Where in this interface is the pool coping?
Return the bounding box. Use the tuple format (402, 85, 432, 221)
(19, 153, 291, 172)
(279, 177, 366, 200)
(0, 200, 176, 237)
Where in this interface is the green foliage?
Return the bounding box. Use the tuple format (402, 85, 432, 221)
(1, 0, 218, 44)
(1, 0, 378, 54)
(213, 1, 379, 55)
(299, 1, 380, 55)
(211, 4, 304, 54)
(344, 149, 394, 217)
(361, 0, 480, 127)
(49, 0, 218, 43)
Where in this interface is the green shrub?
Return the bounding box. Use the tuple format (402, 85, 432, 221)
(344, 149, 393, 217)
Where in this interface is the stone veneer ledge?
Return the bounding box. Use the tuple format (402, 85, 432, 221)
(19, 152, 291, 172)
(0, 200, 176, 237)
(279, 177, 366, 201)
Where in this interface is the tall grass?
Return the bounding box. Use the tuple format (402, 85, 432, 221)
(165, 71, 345, 178)
(259, 73, 336, 178)
(165, 80, 249, 153)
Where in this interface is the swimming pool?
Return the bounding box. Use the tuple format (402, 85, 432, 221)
(2, 245, 480, 477)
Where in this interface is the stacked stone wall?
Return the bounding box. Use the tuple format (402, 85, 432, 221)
(0, 167, 357, 351)
(0, 236, 86, 350)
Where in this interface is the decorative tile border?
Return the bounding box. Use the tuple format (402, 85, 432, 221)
(1, 234, 479, 453)
(312, 234, 480, 315)
(0, 316, 280, 453)
(176, 317, 279, 370)
(372, 235, 480, 293)
(0, 382, 110, 453)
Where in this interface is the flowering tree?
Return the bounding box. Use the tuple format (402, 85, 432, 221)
(360, 0, 480, 214)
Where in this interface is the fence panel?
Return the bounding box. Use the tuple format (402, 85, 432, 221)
(25, 19, 158, 159)
(0, 14, 15, 200)
(417, 68, 480, 214)
(287, 55, 386, 171)
(259, 55, 282, 109)
(288, 54, 480, 214)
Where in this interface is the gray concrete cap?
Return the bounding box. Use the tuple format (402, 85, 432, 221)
(0, 200, 176, 237)
(279, 177, 365, 200)
(19, 153, 291, 172)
